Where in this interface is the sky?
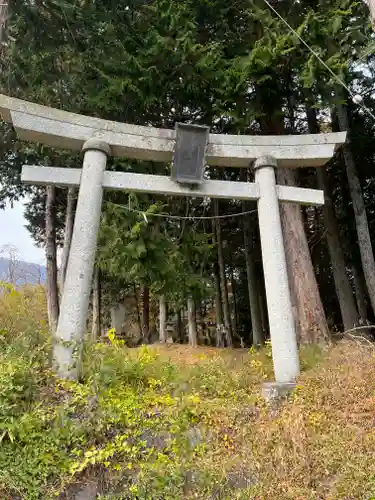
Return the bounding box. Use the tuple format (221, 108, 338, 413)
(0, 197, 45, 265)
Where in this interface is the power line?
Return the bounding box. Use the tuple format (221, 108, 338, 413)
(262, 0, 375, 122)
(105, 201, 258, 221)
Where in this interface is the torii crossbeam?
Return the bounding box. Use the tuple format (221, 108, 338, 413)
(0, 94, 346, 391)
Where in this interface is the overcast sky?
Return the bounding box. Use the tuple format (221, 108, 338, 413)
(0, 197, 45, 265)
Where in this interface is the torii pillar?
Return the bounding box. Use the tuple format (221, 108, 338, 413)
(254, 156, 299, 395)
(53, 139, 111, 378)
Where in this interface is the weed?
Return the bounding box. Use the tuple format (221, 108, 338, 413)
(0, 291, 374, 499)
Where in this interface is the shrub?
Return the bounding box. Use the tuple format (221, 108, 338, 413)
(0, 282, 48, 348)
(0, 301, 373, 499)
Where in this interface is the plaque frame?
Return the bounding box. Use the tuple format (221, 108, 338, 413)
(171, 122, 210, 185)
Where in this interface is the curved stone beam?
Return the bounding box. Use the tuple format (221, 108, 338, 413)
(0, 94, 346, 168)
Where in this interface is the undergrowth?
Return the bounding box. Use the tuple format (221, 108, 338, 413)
(0, 284, 374, 499)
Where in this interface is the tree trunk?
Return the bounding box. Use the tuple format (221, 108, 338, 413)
(316, 167, 359, 330)
(213, 199, 232, 347)
(45, 186, 59, 333)
(176, 309, 184, 343)
(258, 280, 268, 338)
(254, 234, 269, 337)
(110, 303, 126, 335)
(277, 169, 330, 343)
(336, 101, 375, 317)
(141, 285, 150, 343)
(338, 206, 370, 324)
(213, 265, 224, 347)
(366, 0, 375, 31)
(59, 187, 76, 294)
(187, 298, 197, 347)
(229, 265, 238, 340)
(212, 219, 224, 347)
(133, 285, 142, 337)
(306, 106, 359, 331)
(351, 263, 369, 321)
(0, 1, 9, 45)
(159, 295, 167, 343)
(91, 267, 100, 341)
(243, 208, 263, 346)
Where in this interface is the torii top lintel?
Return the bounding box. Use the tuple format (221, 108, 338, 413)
(0, 94, 346, 168)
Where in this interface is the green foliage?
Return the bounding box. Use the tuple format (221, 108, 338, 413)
(1, 327, 252, 498)
(0, 300, 374, 499)
(2, 0, 375, 342)
(0, 283, 48, 346)
(98, 197, 213, 306)
(2, 0, 375, 338)
(98, 199, 174, 287)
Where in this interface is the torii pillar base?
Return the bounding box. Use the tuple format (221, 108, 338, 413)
(261, 382, 296, 404)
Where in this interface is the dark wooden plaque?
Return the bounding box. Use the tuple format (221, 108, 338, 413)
(171, 123, 209, 185)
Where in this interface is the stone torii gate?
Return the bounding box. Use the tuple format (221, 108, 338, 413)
(0, 94, 346, 390)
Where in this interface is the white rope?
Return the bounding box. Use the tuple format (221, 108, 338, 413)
(105, 201, 258, 221)
(262, 0, 375, 122)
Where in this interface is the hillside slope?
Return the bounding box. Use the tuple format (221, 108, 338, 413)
(1, 285, 374, 499)
(0, 329, 374, 499)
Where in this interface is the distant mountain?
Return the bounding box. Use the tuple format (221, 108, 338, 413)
(0, 257, 46, 285)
